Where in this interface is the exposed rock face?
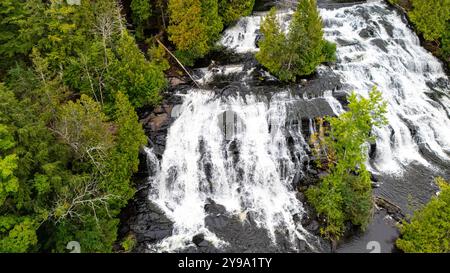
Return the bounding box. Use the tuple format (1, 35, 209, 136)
(139, 92, 183, 157)
(118, 179, 173, 253)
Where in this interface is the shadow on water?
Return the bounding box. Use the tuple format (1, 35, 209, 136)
(336, 209, 400, 253)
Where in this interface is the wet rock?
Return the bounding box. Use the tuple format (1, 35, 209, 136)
(306, 220, 320, 234)
(359, 27, 376, 38)
(318, 0, 364, 9)
(369, 142, 377, 159)
(120, 180, 174, 248)
(255, 34, 263, 48)
(374, 196, 405, 222)
(336, 38, 359, 47)
(205, 214, 228, 230)
(153, 106, 165, 114)
(297, 239, 307, 252)
(371, 172, 379, 182)
(300, 213, 311, 227)
(169, 77, 186, 87)
(149, 113, 169, 132)
(204, 198, 227, 215)
(380, 20, 394, 37)
(296, 192, 306, 203)
(371, 38, 389, 53)
(293, 213, 302, 223)
(193, 233, 205, 246)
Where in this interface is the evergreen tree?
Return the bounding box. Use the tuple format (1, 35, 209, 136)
(409, 0, 450, 42)
(255, 8, 289, 79)
(256, 0, 336, 81)
(168, 0, 223, 65)
(130, 0, 152, 40)
(0, 0, 152, 252)
(396, 177, 450, 253)
(0, 0, 46, 74)
(219, 0, 255, 26)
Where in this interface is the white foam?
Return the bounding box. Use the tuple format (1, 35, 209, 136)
(320, 2, 450, 174)
(146, 91, 316, 252)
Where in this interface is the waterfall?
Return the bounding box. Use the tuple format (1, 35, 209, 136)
(219, 1, 449, 174)
(320, 2, 450, 175)
(146, 92, 318, 252)
(144, 0, 450, 252)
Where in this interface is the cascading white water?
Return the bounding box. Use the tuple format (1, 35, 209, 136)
(220, 0, 450, 174)
(145, 0, 450, 252)
(146, 91, 318, 252)
(220, 11, 293, 53)
(320, 2, 450, 174)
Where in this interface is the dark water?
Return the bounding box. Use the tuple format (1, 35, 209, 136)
(337, 209, 400, 253)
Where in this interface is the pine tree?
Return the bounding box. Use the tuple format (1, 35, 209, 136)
(130, 0, 152, 40)
(256, 0, 336, 81)
(409, 0, 450, 42)
(396, 177, 450, 253)
(219, 0, 255, 26)
(255, 8, 289, 79)
(168, 0, 223, 65)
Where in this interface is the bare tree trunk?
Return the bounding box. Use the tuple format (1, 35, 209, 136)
(155, 38, 201, 88)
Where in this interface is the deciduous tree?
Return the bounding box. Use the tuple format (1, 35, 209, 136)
(306, 88, 387, 240)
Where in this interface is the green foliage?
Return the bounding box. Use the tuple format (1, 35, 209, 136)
(147, 43, 171, 72)
(256, 1, 336, 81)
(439, 21, 450, 63)
(131, 0, 152, 39)
(0, 0, 46, 73)
(409, 0, 450, 42)
(4, 0, 167, 109)
(396, 177, 450, 253)
(255, 8, 289, 79)
(399, 0, 450, 67)
(0, 81, 68, 252)
(0, 81, 147, 252)
(168, 0, 223, 65)
(0, 124, 15, 152)
(102, 92, 147, 211)
(0, 216, 37, 253)
(306, 87, 387, 240)
(106, 33, 166, 108)
(54, 95, 114, 163)
(0, 154, 19, 205)
(219, 0, 255, 26)
(0, 0, 151, 252)
(121, 234, 137, 252)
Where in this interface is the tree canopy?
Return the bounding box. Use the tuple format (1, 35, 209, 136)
(307, 88, 387, 240)
(167, 0, 223, 65)
(409, 0, 450, 42)
(0, 0, 151, 253)
(396, 177, 450, 253)
(219, 0, 255, 26)
(256, 0, 336, 81)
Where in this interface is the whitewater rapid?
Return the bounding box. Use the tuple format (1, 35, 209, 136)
(320, 3, 450, 174)
(146, 92, 319, 252)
